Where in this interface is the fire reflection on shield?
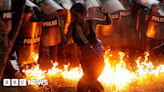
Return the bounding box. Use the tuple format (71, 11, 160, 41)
(146, 13, 164, 51)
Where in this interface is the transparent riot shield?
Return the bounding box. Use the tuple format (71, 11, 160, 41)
(35, 0, 62, 46)
(59, 0, 73, 9)
(86, 0, 104, 19)
(86, 0, 126, 14)
(146, 14, 164, 39)
(146, 13, 164, 51)
(117, 0, 139, 50)
(85, 0, 100, 8)
(102, 0, 125, 13)
(120, 0, 134, 10)
(38, 10, 61, 46)
(73, 0, 84, 3)
(86, 0, 125, 50)
(26, 0, 41, 12)
(118, 9, 132, 49)
(138, 8, 151, 50)
(38, 0, 63, 15)
(26, 0, 39, 8)
(18, 21, 42, 65)
(135, 0, 164, 16)
(135, 0, 159, 8)
(102, 11, 120, 50)
(0, 0, 12, 35)
(102, 11, 120, 36)
(87, 7, 104, 19)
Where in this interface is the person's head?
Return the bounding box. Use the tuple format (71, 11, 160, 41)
(70, 3, 87, 24)
(151, 3, 160, 13)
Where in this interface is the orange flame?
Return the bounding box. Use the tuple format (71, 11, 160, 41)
(23, 50, 164, 90)
(98, 51, 137, 88)
(135, 51, 164, 76)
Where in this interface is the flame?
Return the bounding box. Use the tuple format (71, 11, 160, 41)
(135, 51, 164, 76)
(34, 54, 39, 62)
(98, 51, 137, 89)
(23, 49, 164, 90)
(23, 61, 83, 80)
(23, 65, 46, 80)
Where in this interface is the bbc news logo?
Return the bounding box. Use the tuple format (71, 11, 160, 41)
(3, 79, 48, 86)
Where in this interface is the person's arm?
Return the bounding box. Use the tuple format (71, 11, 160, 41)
(58, 17, 73, 44)
(92, 5, 112, 25)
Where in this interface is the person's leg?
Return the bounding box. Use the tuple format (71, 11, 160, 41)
(77, 76, 89, 92)
(77, 73, 100, 92)
(77, 73, 104, 92)
(77, 63, 104, 92)
(89, 81, 104, 92)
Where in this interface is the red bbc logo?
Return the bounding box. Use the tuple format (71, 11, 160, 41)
(3, 79, 27, 86)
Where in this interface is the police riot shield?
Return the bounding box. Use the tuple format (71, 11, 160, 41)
(85, 0, 100, 8)
(159, 3, 164, 10)
(53, 0, 73, 9)
(146, 13, 164, 39)
(73, 0, 84, 3)
(117, 0, 141, 50)
(38, 0, 63, 15)
(135, 0, 159, 8)
(118, 10, 132, 36)
(101, 11, 120, 50)
(145, 13, 164, 51)
(86, 0, 104, 19)
(159, 2, 164, 16)
(102, 11, 120, 36)
(138, 8, 151, 50)
(102, 0, 125, 14)
(117, 10, 132, 50)
(18, 21, 42, 64)
(135, 0, 164, 16)
(35, 0, 63, 46)
(38, 10, 61, 46)
(26, 0, 41, 12)
(86, 0, 125, 49)
(120, 0, 134, 10)
(26, 0, 39, 8)
(0, 0, 12, 35)
(87, 7, 104, 19)
(59, 0, 73, 9)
